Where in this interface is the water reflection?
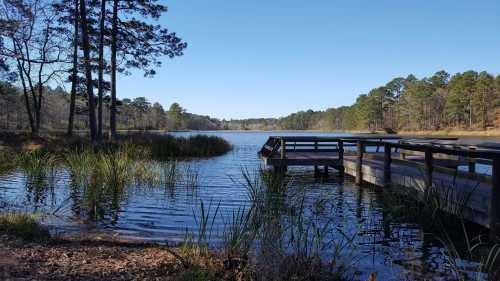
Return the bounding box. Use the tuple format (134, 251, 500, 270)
(0, 131, 494, 280)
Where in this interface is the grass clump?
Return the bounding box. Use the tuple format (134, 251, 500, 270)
(16, 150, 57, 177)
(0, 145, 16, 173)
(0, 212, 50, 242)
(125, 134, 232, 159)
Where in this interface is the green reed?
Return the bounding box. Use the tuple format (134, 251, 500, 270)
(16, 150, 57, 177)
(0, 212, 50, 242)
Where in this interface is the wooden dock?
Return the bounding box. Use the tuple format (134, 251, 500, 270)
(259, 136, 500, 241)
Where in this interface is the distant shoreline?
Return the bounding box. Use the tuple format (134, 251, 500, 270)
(2, 129, 500, 138)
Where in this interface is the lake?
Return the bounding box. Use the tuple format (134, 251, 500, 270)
(0, 131, 495, 280)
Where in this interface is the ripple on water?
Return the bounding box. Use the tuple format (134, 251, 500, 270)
(0, 131, 490, 280)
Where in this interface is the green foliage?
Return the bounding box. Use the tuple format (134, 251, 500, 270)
(16, 150, 58, 177)
(0, 212, 50, 242)
(144, 134, 233, 159)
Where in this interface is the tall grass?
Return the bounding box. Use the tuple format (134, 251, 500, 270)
(0, 212, 50, 242)
(127, 134, 233, 159)
(438, 222, 500, 281)
(16, 150, 57, 177)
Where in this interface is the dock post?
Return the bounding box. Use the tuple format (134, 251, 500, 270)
(280, 138, 287, 172)
(468, 147, 476, 173)
(424, 148, 433, 189)
(324, 165, 328, 176)
(314, 141, 319, 175)
(491, 158, 500, 241)
(383, 143, 392, 187)
(338, 140, 345, 177)
(356, 141, 364, 185)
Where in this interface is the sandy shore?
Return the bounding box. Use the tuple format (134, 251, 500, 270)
(0, 234, 241, 281)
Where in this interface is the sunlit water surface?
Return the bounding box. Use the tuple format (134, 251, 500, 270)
(0, 131, 495, 280)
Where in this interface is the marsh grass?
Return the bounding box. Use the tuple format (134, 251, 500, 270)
(437, 222, 500, 281)
(16, 150, 58, 177)
(182, 162, 200, 190)
(126, 134, 232, 160)
(161, 160, 179, 190)
(180, 169, 360, 281)
(0, 212, 50, 242)
(0, 146, 16, 173)
(222, 206, 256, 259)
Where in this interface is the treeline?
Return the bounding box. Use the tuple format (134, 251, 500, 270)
(0, 0, 186, 140)
(0, 82, 220, 132)
(225, 70, 500, 132)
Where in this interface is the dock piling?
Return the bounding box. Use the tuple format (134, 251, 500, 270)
(338, 140, 345, 177)
(383, 143, 392, 187)
(491, 158, 500, 241)
(424, 148, 433, 189)
(356, 141, 364, 185)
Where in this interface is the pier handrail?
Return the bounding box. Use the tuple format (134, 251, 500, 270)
(258, 135, 500, 241)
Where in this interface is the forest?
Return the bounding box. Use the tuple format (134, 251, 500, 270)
(1, 67, 499, 133)
(0, 2, 499, 134)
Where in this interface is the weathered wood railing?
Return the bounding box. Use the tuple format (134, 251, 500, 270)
(341, 138, 500, 241)
(259, 135, 500, 240)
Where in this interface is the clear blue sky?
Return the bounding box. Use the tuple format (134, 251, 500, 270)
(117, 0, 500, 119)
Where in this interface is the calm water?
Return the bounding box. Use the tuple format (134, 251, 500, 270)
(0, 131, 495, 280)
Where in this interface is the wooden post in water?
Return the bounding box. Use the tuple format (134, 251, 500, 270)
(424, 148, 433, 189)
(279, 138, 287, 172)
(356, 141, 364, 185)
(384, 143, 392, 187)
(468, 147, 476, 173)
(314, 141, 319, 175)
(338, 140, 345, 177)
(490, 158, 500, 241)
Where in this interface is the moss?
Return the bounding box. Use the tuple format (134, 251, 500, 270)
(0, 212, 50, 242)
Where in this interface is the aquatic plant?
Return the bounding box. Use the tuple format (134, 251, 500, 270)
(438, 222, 500, 281)
(0, 146, 16, 173)
(193, 200, 220, 252)
(162, 160, 179, 190)
(222, 206, 257, 259)
(132, 160, 161, 187)
(97, 147, 133, 189)
(182, 162, 200, 190)
(64, 148, 95, 182)
(16, 150, 57, 177)
(125, 133, 233, 159)
(0, 212, 50, 242)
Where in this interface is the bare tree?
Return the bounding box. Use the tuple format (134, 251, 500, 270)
(0, 0, 68, 134)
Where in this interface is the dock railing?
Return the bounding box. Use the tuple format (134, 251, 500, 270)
(259, 135, 500, 241)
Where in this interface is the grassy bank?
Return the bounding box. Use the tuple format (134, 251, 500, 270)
(0, 212, 50, 242)
(0, 132, 232, 159)
(396, 129, 500, 137)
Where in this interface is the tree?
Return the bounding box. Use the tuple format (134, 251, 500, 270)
(0, 0, 68, 134)
(168, 102, 184, 130)
(474, 72, 495, 129)
(67, 0, 79, 136)
(97, 0, 106, 139)
(108, 0, 187, 138)
(79, 0, 98, 141)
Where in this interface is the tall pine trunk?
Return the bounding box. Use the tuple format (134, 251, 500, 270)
(79, 0, 97, 142)
(68, 0, 79, 136)
(97, 0, 106, 140)
(109, 0, 118, 138)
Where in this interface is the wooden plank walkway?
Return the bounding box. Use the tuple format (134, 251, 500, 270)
(259, 136, 500, 241)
